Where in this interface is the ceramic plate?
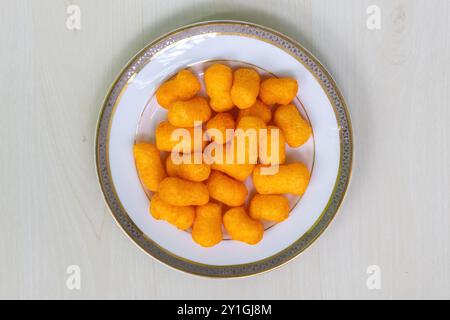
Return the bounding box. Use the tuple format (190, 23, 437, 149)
(95, 21, 353, 278)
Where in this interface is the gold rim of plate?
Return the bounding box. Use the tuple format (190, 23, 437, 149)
(95, 20, 354, 278)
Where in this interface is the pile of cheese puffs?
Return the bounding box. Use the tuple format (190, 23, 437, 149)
(133, 63, 312, 247)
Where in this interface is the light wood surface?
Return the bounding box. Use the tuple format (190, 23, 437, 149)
(0, 0, 449, 299)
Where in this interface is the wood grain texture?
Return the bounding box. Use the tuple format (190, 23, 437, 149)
(0, 0, 448, 299)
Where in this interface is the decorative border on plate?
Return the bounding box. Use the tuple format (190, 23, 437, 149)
(95, 21, 353, 278)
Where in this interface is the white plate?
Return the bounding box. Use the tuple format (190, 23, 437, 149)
(95, 21, 353, 278)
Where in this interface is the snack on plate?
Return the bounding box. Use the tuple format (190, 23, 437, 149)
(231, 68, 261, 109)
(211, 162, 255, 182)
(223, 207, 264, 245)
(157, 177, 209, 206)
(168, 96, 212, 127)
(156, 69, 201, 108)
(155, 121, 205, 153)
(206, 112, 235, 145)
(249, 194, 290, 222)
(135, 63, 313, 247)
(166, 153, 211, 182)
(253, 163, 310, 196)
(210, 142, 255, 181)
(258, 125, 286, 166)
(260, 77, 298, 105)
(236, 115, 267, 132)
(211, 164, 255, 182)
(204, 64, 234, 112)
(274, 103, 312, 148)
(192, 203, 223, 247)
(237, 99, 272, 124)
(133, 143, 166, 192)
(150, 194, 195, 230)
(206, 171, 248, 207)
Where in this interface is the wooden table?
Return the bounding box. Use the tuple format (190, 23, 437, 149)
(0, 0, 448, 299)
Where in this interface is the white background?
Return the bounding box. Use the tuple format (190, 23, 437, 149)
(0, 0, 448, 299)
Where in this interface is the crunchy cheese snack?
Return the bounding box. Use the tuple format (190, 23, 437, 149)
(223, 207, 263, 245)
(168, 96, 211, 127)
(274, 103, 312, 148)
(237, 99, 272, 124)
(156, 69, 201, 108)
(155, 121, 205, 153)
(206, 171, 248, 207)
(249, 194, 290, 222)
(192, 203, 223, 247)
(205, 64, 234, 112)
(136, 65, 315, 247)
(166, 153, 211, 182)
(133, 143, 166, 192)
(253, 163, 310, 196)
(157, 177, 209, 206)
(231, 68, 261, 109)
(206, 112, 235, 145)
(258, 125, 286, 166)
(149, 194, 195, 230)
(209, 141, 255, 181)
(260, 77, 298, 105)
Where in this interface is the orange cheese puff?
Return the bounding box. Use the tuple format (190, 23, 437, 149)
(258, 126, 286, 165)
(192, 203, 223, 247)
(259, 78, 298, 105)
(166, 153, 211, 182)
(206, 112, 235, 144)
(223, 207, 263, 245)
(273, 104, 312, 148)
(206, 171, 248, 207)
(211, 162, 255, 182)
(204, 64, 234, 112)
(156, 69, 201, 108)
(168, 96, 212, 127)
(249, 194, 290, 222)
(155, 121, 206, 153)
(157, 177, 209, 206)
(149, 194, 195, 230)
(236, 115, 267, 147)
(237, 115, 267, 132)
(237, 99, 272, 124)
(133, 143, 166, 192)
(231, 68, 261, 109)
(253, 163, 310, 196)
(210, 141, 255, 181)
